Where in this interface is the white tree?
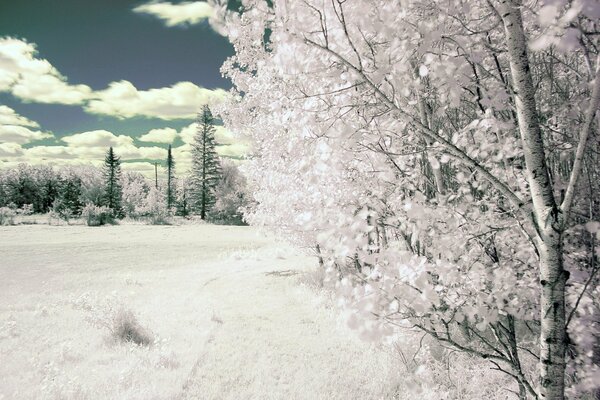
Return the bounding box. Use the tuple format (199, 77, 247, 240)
(216, 1, 600, 398)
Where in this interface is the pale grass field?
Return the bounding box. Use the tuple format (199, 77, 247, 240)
(0, 224, 403, 400)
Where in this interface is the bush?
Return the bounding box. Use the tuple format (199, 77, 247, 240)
(137, 187, 172, 225)
(0, 207, 16, 226)
(110, 308, 153, 346)
(81, 204, 115, 226)
(76, 294, 153, 347)
(16, 204, 34, 216)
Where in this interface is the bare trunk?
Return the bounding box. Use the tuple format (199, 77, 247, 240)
(499, 1, 566, 398)
(537, 231, 567, 399)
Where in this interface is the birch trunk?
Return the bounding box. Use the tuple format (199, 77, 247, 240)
(498, 0, 567, 398)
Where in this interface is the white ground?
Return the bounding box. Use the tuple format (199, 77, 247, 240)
(0, 224, 402, 400)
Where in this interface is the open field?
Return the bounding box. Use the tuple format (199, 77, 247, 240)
(0, 224, 402, 400)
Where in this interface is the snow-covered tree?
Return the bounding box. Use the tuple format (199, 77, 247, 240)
(216, 1, 600, 398)
(190, 105, 221, 219)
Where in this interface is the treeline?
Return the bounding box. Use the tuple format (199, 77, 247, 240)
(0, 153, 249, 225)
(0, 105, 249, 225)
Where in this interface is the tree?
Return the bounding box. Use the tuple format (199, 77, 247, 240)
(165, 144, 176, 210)
(101, 147, 123, 218)
(209, 159, 249, 224)
(121, 171, 150, 218)
(190, 105, 221, 219)
(216, 1, 600, 398)
(53, 174, 84, 220)
(175, 177, 191, 217)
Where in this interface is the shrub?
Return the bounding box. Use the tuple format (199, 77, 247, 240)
(17, 204, 34, 216)
(78, 294, 153, 347)
(81, 204, 115, 226)
(0, 207, 16, 226)
(110, 308, 153, 346)
(137, 187, 172, 225)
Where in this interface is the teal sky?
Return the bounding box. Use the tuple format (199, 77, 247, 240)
(0, 1, 244, 175)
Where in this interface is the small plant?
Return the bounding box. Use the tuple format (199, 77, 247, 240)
(17, 204, 34, 216)
(110, 308, 153, 346)
(0, 207, 16, 226)
(81, 204, 115, 226)
(79, 295, 153, 346)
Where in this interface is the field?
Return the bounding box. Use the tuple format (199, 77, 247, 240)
(0, 224, 403, 400)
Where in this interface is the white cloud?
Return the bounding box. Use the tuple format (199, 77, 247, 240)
(139, 127, 178, 143)
(175, 122, 249, 160)
(86, 80, 228, 120)
(0, 105, 39, 127)
(0, 37, 229, 120)
(61, 130, 134, 148)
(0, 105, 51, 146)
(58, 130, 169, 161)
(25, 145, 77, 160)
(0, 142, 23, 157)
(122, 161, 158, 174)
(133, 1, 214, 27)
(0, 37, 92, 104)
(179, 123, 241, 145)
(0, 125, 52, 144)
(217, 142, 248, 158)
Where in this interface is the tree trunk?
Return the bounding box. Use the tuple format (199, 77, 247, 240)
(498, 0, 567, 398)
(537, 230, 567, 400)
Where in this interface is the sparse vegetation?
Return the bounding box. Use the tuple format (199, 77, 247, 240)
(0, 207, 16, 226)
(81, 204, 116, 226)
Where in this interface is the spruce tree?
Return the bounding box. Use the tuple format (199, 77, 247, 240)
(190, 105, 221, 219)
(102, 147, 123, 218)
(166, 144, 176, 210)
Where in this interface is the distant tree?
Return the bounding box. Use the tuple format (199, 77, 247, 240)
(190, 105, 221, 219)
(175, 177, 191, 217)
(75, 165, 104, 206)
(165, 144, 176, 210)
(53, 175, 84, 219)
(4, 164, 40, 211)
(138, 186, 170, 224)
(101, 147, 124, 218)
(40, 170, 60, 213)
(121, 171, 150, 218)
(208, 159, 249, 224)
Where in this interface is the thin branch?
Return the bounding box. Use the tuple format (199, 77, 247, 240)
(561, 54, 600, 223)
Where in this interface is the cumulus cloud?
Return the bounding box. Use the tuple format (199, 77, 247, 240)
(0, 37, 92, 104)
(86, 80, 228, 120)
(173, 122, 249, 161)
(121, 161, 158, 174)
(0, 142, 23, 157)
(0, 105, 39, 127)
(61, 130, 134, 148)
(59, 130, 168, 161)
(0, 37, 229, 120)
(0, 107, 51, 144)
(133, 1, 214, 27)
(0, 125, 53, 144)
(138, 127, 178, 143)
(178, 122, 242, 145)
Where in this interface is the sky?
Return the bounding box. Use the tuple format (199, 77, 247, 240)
(0, 0, 246, 177)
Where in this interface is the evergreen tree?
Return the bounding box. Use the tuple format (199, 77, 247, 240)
(165, 144, 176, 210)
(101, 147, 123, 218)
(53, 175, 84, 218)
(190, 105, 221, 219)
